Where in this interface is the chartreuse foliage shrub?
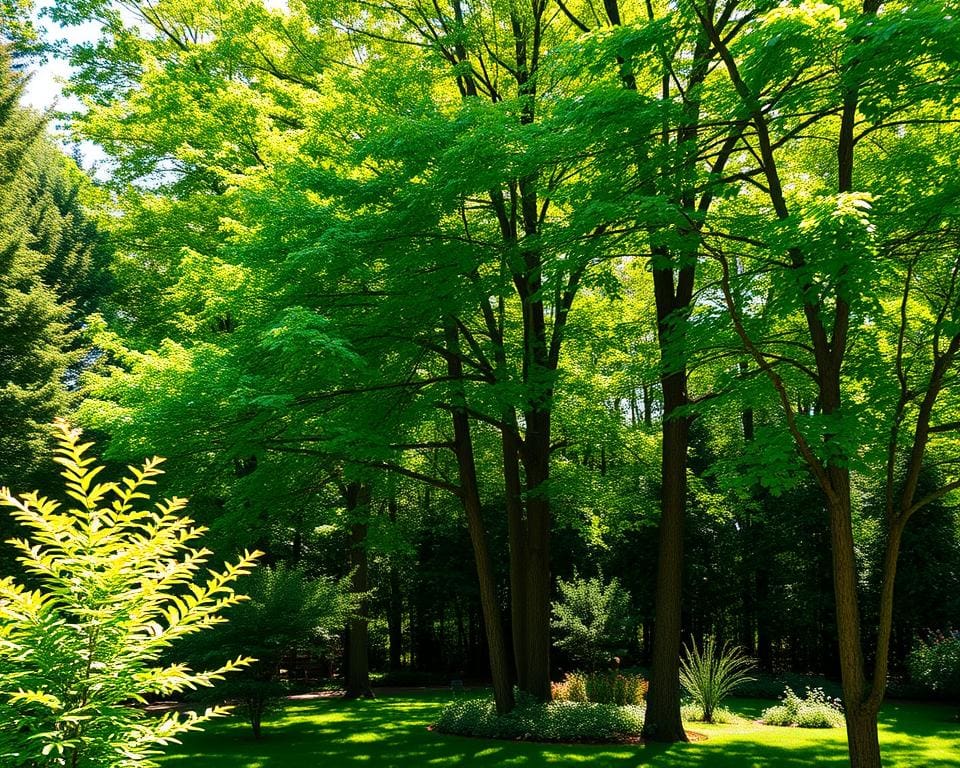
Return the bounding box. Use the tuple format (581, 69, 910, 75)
(761, 686, 845, 728)
(0, 420, 260, 767)
(435, 692, 644, 742)
(909, 631, 960, 699)
(679, 635, 755, 724)
(551, 671, 647, 706)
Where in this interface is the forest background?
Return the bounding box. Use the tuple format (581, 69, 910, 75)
(0, 0, 959, 766)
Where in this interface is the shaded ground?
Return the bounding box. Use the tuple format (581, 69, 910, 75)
(158, 691, 960, 768)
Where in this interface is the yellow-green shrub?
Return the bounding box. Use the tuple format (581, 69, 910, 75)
(0, 421, 260, 767)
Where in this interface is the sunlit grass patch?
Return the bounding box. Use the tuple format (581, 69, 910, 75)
(159, 691, 960, 768)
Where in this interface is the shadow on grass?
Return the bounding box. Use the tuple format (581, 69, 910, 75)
(159, 694, 959, 768)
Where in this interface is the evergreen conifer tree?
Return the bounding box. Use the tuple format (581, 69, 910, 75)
(0, 48, 103, 491)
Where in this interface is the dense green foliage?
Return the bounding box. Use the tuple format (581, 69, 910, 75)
(2, 0, 959, 762)
(908, 632, 960, 701)
(0, 422, 259, 767)
(551, 573, 632, 670)
(183, 564, 354, 738)
(38, 0, 959, 699)
(0, 51, 106, 496)
(436, 693, 646, 742)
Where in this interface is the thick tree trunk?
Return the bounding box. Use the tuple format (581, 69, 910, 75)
(520, 407, 553, 701)
(845, 706, 882, 768)
(827, 479, 883, 768)
(446, 320, 515, 713)
(644, 369, 689, 742)
(344, 485, 374, 699)
(640, 35, 702, 722)
(502, 427, 528, 690)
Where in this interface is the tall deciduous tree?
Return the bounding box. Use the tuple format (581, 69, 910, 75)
(691, 2, 960, 765)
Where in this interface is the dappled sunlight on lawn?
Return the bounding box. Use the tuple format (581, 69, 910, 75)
(159, 693, 959, 768)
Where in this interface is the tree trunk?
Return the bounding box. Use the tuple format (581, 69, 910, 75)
(250, 706, 263, 740)
(387, 498, 404, 671)
(640, 38, 702, 723)
(644, 369, 689, 742)
(521, 407, 553, 701)
(456, 604, 466, 665)
(827, 483, 882, 768)
(344, 484, 373, 699)
(845, 706, 882, 768)
(438, 603, 447, 669)
(741, 565, 756, 657)
(502, 426, 528, 690)
(446, 320, 515, 713)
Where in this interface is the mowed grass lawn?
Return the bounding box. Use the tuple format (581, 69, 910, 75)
(159, 692, 960, 768)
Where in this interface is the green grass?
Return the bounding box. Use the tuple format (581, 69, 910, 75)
(158, 692, 960, 768)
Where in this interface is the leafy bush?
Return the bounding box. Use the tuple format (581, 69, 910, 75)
(181, 564, 353, 738)
(551, 572, 632, 670)
(436, 692, 644, 742)
(0, 421, 260, 767)
(908, 631, 960, 699)
(761, 686, 845, 728)
(678, 636, 755, 723)
(552, 671, 647, 705)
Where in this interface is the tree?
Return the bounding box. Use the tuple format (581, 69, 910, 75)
(525, 1, 746, 737)
(0, 51, 72, 491)
(56, 0, 639, 711)
(183, 563, 353, 738)
(343, 482, 374, 699)
(43, 0, 960, 752)
(0, 47, 109, 547)
(0, 420, 259, 767)
(692, 2, 960, 764)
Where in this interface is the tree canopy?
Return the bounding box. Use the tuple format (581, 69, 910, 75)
(1, 1, 959, 765)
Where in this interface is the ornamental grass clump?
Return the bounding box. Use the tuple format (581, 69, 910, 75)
(679, 635, 755, 723)
(761, 686, 845, 728)
(0, 421, 261, 767)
